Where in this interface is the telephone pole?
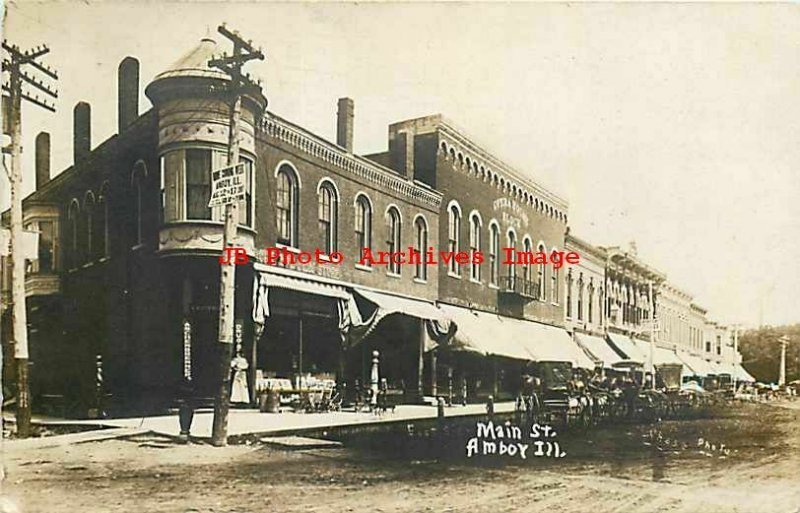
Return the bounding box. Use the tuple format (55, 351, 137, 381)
(778, 335, 789, 387)
(2, 40, 58, 438)
(207, 25, 264, 446)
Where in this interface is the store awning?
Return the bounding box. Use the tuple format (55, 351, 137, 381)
(438, 305, 532, 360)
(438, 304, 594, 369)
(632, 340, 686, 368)
(251, 266, 352, 326)
(735, 364, 756, 382)
(706, 360, 728, 376)
(575, 333, 624, 369)
(676, 351, 715, 377)
(354, 288, 444, 321)
(526, 322, 596, 370)
(256, 270, 350, 299)
(607, 333, 646, 363)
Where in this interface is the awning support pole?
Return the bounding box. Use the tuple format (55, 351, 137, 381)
(416, 319, 425, 402)
(430, 350, 438, 397)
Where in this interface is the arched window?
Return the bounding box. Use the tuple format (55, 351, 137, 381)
(537, 243, 546, 300)
(551, 248, 559, 304)
(276, 164, 299, 247)
(507, 230, 517, 286)
(489, 222, 499, 286)
(97, 182, 109, 259)
(386, 207, 402, 275)
(577, 274, 584, 321)
(67, 199, 80, 269)
(317, 180, 338, 254)
(522, 237, 532, 285)
(566, 270, 573, 318)
(469, 213, 481, 282)
(131, 161, 147, 246)
(414, 216, 428, 281)
(598, 287, 604, 325)
(447, 202, 461, 276)
(83, 191, 95, 263)
(354, 194, 372, 259)
(588, 282, 595, 323)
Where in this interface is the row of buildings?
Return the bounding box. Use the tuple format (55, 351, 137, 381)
(0, 35, 750, 417)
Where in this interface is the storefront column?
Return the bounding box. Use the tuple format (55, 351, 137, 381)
(429, 350, 438, 397)
(416, 318, 425, 401)
(492, 359, 499, 397)
(297, 316, 304, 389)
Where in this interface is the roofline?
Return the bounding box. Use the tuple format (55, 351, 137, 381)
(436, 117, 568, 211)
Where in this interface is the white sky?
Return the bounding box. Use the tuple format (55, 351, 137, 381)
(2, 1, 799, 328)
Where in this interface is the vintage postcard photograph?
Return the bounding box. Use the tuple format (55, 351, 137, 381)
(0, 2, 799, 512)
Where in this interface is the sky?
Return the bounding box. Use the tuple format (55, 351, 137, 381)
(2, 1, 799, 328)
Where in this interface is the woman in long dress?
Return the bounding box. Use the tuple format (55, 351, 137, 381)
(230, 344, 250, 405)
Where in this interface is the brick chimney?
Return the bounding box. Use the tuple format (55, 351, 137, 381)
(118, 57, 140, 133)
(35, 132, 50, 189)
(73, 102, 91, 164)
(336, 97, 354, 152)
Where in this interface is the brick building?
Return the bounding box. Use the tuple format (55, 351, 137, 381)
(1, 36, 595, 417)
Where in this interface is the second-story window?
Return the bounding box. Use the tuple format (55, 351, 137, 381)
(469, 213, 481, 282)
(566, 270, 573, 318)
(598, 287, 604, 324)
(276, 164, 299, 247)
(386, 207, 401, 275)
(354, 194, 372, 259)
(160, 149, 254, 228)
(414, 215, 428, 281)
(132, 161, 147, 246)
(83, 191, 95, 263)
(489, 222, 499, 286)
(551, 251, 559, 304)
(67, 199, 79, 270)
(537, 243, 546, 300)
(38, 220, 55, 272)
(97, 182, 109, 259)
(318, 181, 338, 254)
(588, 283, 594, 323)
(523, 237, 532, 285)
(507, 230, 517, 285)
(447, 203, 461, 276)
(577, 274, 584, 321)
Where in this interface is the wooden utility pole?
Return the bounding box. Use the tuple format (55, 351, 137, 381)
(207, 25, 264, 446)
(1, 40, 57, 438)
(778, 335, 789, 387)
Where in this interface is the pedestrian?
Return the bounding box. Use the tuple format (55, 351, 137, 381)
(230, 341, 250, 406)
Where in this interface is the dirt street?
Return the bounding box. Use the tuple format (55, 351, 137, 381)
(0, 401, 798, 513)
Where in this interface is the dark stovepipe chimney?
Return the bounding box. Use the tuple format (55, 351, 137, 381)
(118, 56, 140, 133)
(73, 101, 91, 164)
(35, 131, 50, 189)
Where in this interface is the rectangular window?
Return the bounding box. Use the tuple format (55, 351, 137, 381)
(162, 151, 184, 222)
(39, 220, 54, 273)
(186, 149, 212, 220)
(237, 156, 253, 227)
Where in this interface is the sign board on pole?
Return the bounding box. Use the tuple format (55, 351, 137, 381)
(208, 163, 246, 208)
(0, 228, 39, 259)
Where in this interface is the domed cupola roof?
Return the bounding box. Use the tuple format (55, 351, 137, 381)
(145, 36, 267, 114)
(152, 37, 229, 82)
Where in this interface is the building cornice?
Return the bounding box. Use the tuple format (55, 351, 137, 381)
(260, 113, 442, 210)
(437, 119, 568, 214)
